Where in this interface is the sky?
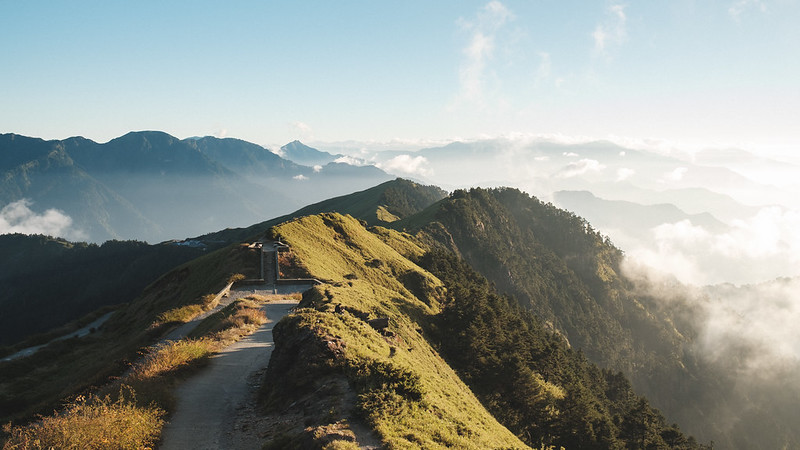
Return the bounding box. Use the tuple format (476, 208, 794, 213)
(1, 0, 799, 158)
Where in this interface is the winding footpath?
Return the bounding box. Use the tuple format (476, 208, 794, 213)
(1, 312, 114, 362)
(158, 291, 301, 449)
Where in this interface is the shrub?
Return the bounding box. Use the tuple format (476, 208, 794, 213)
(348, 359, 424, 402)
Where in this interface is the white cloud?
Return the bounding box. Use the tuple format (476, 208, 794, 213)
(333, 155, 368, 166)
(616, 167, 635, 181)
(593, 4, 628, 56)
(624, 257, 800, 386)
(625, 207, 800, 286)
(562, 151, 579, 157)
(558, 158, 606, 178)
(699, 278, 800, 379)
(665, 167, 689, 182)
(214, 128, 228, 138)
(715, 207, 800, 261)
(378, 154, 433, 177)
(0, 199, 85, 241)
(456, 1, 514, 105)
(729, 0, 767, 19)
(292, 174, 308, 181)
(312, 165, 323, 173)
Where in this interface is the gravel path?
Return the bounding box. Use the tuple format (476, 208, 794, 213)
(158, 297, 299, 449)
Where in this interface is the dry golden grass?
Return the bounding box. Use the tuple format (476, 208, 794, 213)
(211, 306, 267, 345)
(130, 339, 217, 380)
(241, 292, 302, 303)
(2, 388, 163, 450)
(154, 304, 204, 326)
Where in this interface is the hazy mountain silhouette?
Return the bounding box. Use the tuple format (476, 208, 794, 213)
(0, 132, 391, 242)
(280, 140, 340, 167)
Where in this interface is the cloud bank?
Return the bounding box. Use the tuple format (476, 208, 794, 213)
(0, 199, 85, 241)
(378, 154, 432, 177)
(558, 158, 606, 178)
(625, 206, 800, 286)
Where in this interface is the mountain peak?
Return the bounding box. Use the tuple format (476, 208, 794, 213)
(280, 140, 339, 166)
(112, 130, 179, 145)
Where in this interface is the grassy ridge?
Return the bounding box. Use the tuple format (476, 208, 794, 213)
(261, 212, 702, 449)
(261, 213, 526, 448)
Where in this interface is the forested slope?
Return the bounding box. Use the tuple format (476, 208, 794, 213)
(394, 187, 737, 446)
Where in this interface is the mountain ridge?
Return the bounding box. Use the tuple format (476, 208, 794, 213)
(1, 178, 793, 448)
(0, 131, 392, 242)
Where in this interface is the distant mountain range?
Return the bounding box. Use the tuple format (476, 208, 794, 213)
(351, 137, 794, 214)
(553, 190, 729, 241)
(0, 132, 391, 242)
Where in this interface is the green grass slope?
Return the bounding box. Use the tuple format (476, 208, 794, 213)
(259, 213, 701, 449)
(261, 213, 523, 449)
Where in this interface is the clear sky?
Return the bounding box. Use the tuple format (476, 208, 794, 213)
(1, 1, 798, 156)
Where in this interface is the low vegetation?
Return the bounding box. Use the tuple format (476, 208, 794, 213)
(1, 388, 164, 450)
(131, 339, 217, 380)
(0, 182, 721, 448)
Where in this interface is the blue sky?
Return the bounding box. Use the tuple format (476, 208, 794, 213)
(1, 1, 798, 156)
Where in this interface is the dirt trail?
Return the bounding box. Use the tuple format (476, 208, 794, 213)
(1, 312, 114, 362)
(158, 298, 298, 449)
